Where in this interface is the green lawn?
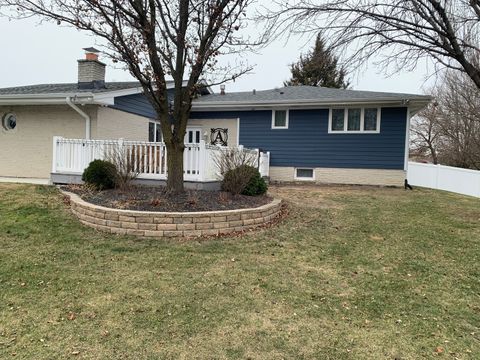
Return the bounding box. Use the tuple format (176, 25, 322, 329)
(0, 183, 479, 359)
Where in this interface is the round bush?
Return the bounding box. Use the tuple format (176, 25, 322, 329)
(221, 165, 257, 195)
(221, 165, 267, 196)
(242, 170, 268, 196)
(82, 159, 117, 190)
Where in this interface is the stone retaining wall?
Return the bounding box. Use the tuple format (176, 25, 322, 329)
(62, 191, 283, 238)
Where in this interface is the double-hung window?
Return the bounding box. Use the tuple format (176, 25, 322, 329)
(329, 108, 381, 133)
(272, 109, 289, 129)
(149, 122, 163, 142)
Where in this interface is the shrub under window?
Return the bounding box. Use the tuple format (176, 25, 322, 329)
(222, 165, 267, 196)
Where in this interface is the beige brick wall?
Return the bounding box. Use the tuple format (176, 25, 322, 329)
(270, 166, 405, 186)
(188, 118, 239, 146)
(315, 168, 405, 186)
(270, 167, 295, 182)
(0, 105, 95, 179)
(95, 107, 149, 141)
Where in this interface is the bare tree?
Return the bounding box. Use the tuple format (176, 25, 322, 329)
(264, 0, 480, 89)
(411, 70, 480, 169)
(411, 106, 442, 164)
(3, 0, 259, 193)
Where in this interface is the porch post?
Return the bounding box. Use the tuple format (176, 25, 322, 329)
(51, 136, 61, 174)
(198, 140, 206, 182)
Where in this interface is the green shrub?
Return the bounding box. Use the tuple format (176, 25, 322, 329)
(221, 165, 257, 195)
(242, 170, 268, 196)
(82, 159, 117, 190)
(221, 165, 267, 196)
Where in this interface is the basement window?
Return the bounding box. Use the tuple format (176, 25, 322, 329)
(295, 168, 314, 180)
(2, 113, 17, 131)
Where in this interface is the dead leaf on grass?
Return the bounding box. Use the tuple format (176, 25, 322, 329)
(370, 235, 385, 241)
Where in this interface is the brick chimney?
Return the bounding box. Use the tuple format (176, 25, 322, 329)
(77, 47, 106, 89)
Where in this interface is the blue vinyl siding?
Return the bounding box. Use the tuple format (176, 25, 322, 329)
(111, 93, 407, 170)
(191, 108, 407, 170)
(111, 91, 175, 119)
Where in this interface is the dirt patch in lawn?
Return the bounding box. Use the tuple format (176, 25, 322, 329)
(63, 185, 272, 212)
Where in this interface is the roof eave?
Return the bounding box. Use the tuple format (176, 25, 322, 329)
(191, 97, 432, 111)
(0, 94, 96, 105)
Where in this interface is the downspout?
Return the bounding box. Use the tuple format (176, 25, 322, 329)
(404, 105, 411, 188)
(66, 96, 91, 139)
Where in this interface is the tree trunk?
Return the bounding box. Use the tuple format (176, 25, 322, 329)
(429, 144, 438, 165)
(166, 140, 185, 193)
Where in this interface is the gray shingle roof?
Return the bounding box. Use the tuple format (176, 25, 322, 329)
(194, 85, 431, 104)
(0, 81, 143, 95)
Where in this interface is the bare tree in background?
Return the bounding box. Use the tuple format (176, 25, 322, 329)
(411, 71, 480, 169)
(264, 0, 480, 89)
(410, 107, 441, 164)
(3, 0, 260, 193)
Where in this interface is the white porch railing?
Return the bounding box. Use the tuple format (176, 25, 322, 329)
(52, 137, 270, 182)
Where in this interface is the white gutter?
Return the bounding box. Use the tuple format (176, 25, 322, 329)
(191, 97, 432, 110)
(66, 97, 91, 139)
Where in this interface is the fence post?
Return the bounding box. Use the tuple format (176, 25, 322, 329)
(435, 164, 440, 190)
(264, 151, 271, 177)
(51, 136, 61, 174)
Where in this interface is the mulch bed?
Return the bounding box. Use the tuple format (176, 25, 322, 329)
(63, 185, 272, 212)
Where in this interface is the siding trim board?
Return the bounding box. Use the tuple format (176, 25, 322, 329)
(404, 106, 411, 171)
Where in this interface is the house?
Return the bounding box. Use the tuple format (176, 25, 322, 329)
(0, 48, 431, 186)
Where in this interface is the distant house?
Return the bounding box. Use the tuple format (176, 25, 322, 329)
(0, 48, 431, 186)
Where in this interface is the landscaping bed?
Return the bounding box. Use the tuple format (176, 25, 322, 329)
(63, 185, 272, 212)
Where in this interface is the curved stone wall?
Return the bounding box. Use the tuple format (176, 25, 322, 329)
(62, 191, 283, 238)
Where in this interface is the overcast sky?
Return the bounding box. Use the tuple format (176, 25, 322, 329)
(0, 15, 434, 95)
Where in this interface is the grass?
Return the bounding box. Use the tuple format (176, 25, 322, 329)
(0, 183, 479, 359)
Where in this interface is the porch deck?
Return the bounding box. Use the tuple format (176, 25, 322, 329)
(51, 137, 270, 188)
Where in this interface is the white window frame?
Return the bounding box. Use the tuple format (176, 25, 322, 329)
(294, 168, 315, 181)
(149, 121, 162, 142)
(271, 109, 289, 129)
(328, 107, 381, 134)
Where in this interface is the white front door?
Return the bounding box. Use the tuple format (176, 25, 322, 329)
(185, 127, 202, 144)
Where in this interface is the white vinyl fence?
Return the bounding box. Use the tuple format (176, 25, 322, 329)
(52, 137, 270, 182)
(408, 162, 480, 198)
